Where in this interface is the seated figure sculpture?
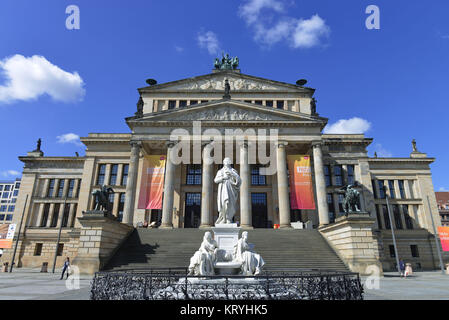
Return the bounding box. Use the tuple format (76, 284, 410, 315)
(188, 231, 218, 276)
(233, 231, 265, 276)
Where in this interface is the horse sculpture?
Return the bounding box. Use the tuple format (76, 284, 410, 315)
(92, 185, 114, 212)
(340, 182, 361, 215)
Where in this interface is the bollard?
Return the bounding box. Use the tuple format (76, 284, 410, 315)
(41, 262, 48, 273)
(446, 264, 449, 275)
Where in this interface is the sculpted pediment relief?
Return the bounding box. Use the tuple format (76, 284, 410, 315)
(169, 106, 284, 121)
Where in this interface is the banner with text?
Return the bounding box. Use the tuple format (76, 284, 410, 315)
(138, 155, 166, 210)
(287, 155, 316, 210)
(438, 226, 449, 252)
(0, 223, 16, 249)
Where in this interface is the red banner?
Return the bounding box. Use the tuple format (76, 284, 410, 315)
(438, 226, 449, 252)
(287, 155, 316, 210)
(0, 223, 16, 249)
(138, 155, 166, 210)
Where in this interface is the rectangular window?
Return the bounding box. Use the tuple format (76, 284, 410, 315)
(389, 245, 396, 258)
(388, 180, 395, 199)
(67, 179, 75, 198)
(377, 180, 385, 199)
(327, 193, 335, 222)
(189, 100, 198, 105)
(4, 185, 10, 191)
(13, 190, 19, 197)
(255, 100, 263, 105)
(51, 204, 60, 227)
(410, 245, 419, 258)
(334, 165, 343, 186)
(338, 194, 344, 213)
(109, 164, 119, 185)
(375, 205, 383, 229)
(393, 205, 403, 229)
(41, 204, 50, 227)
(97, 164, 106, 185)
(168, 100, 176, 109)
(121, 165, 129, 186)
(0, 214, 4, 221)
(7, 205, 14, 212)
(186, 165, 202, 185)
(0, 185, 3, 191)
(15, 183, 20, 189)
(47, 179, 55, 197)
(0, 205, 6, 212)
(382, 204, 391, 229)
(57, 243, 64, 256)
(62, 204, 70, 228)
(118, 193, 125, 222)
(251, 165, 266, 186)
(5, 214, 12, 221)
(276, 100, 284, 109)
(57, 180, 65, 198)
(398, 180, 406, 199)
(244, 100, 252, 103)
(34, 243, 43, 256)
(265, 100, 273, 107)
(324, 165, 331, 187)
(1, 192, 8, 199)
(347, 165, 355, 185)
(179, 100, 187, 108)
(403, 205, 414, 229)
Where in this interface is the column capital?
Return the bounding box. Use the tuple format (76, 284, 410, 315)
(312, 141, 323, 148)
(166, 140, 178, 148)
(129, 141, 142, 149)
(277, 141, 288, 148)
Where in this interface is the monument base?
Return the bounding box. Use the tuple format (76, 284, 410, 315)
(212, 224, 241, 257)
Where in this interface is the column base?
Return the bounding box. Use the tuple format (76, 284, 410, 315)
(159, 223, 173, 229)
(240, 224, 254, 230)
(199, 224, 212, 229)
(280, 224, 293, 229)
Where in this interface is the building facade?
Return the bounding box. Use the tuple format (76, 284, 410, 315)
(0, 179, 21, 224)
(0, 64, 446, 272)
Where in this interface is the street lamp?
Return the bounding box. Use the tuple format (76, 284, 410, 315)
(383, 185, 402, 276)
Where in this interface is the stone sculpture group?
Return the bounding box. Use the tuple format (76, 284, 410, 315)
(188, 157, 265, 276)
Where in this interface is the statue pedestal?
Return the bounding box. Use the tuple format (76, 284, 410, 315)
(212, 224, 240, 257)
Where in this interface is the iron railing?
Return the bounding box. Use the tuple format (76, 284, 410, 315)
(91, 268, 363, 300)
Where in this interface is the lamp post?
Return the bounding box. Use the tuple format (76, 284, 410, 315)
(52, 196, 68, 273)
(383, 185, 401, 276)
(10, 194, 28, 272)
(426, 196, 445, 274)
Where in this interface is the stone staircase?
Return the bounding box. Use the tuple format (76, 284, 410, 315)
(103, 228, 349, 272)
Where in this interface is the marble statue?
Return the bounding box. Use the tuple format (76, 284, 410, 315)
(412, 139, 418, 152)
(214, 157, 241, 224)
(340, 182, 361, 215)
(233, 231, 265, 276)
(188, 231, 218, 276)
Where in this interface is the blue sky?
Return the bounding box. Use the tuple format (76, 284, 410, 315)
(0, 0, 448, 190)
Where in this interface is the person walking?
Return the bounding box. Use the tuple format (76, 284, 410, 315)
(399, 258, 406, 277)
(60, 257, 70, 280)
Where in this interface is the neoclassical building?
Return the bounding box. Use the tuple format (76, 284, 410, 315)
(1, 61, 446, 273)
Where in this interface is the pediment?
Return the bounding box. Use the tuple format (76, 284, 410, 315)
(139, 71, 313, 93)
(128, 100, 326, 125)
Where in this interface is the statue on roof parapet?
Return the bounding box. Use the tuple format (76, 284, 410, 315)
(214, 53, 239, 70)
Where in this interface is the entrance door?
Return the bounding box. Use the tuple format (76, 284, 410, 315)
(184, 193, 201, 228)
(251, 193, 268, 228)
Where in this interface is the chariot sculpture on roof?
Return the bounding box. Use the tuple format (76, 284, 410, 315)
(214, 53, 239, 70)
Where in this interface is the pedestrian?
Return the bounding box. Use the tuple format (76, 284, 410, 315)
(60, 257, 70, 280)
(399, 258, 406, 277)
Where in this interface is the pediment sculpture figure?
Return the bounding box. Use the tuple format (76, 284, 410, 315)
(233, 231, 265, 275)
(214, 157, 241, 224)
(188, 231, 218, 276)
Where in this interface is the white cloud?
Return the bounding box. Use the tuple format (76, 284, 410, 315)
(324, 117, 371, 134)
(197, 31, 221, 55)
(174, 45, 184, 53)
(0, 54, 85, 104)
(238, 0, 330, 48)
(56, 133, 83, 147)
(439, 187, 448, 192)
(1, 170, 20, 178)
(292, 15, 330, 48)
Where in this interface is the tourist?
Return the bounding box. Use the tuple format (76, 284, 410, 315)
(60, 257, 71, 280)
(399, 259, 406, 277)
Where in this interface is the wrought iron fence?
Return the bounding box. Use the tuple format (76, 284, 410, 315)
(90, 268, 363, 300)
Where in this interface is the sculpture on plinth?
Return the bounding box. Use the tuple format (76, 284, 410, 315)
(214, 157, 241, 224)
(233, 231, 265, 276)
(340, 182, 361, 215)
(92, 185, 115, 212)
(214, 53, 239, 70)
(188, 231, 218, 276)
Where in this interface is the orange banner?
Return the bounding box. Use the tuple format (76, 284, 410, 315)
(438, 226, 449, 252)
(138, 155, 166, 210)
(287, 155, 316, 210)
(0, 224, 16, 249)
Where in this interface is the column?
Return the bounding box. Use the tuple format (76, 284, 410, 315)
(116, 164, 124, 187)
(41, 179, 50, 197)
(57, 202, 65, 228)
(200, 143, 213, 228)
(122, 141, 141, 225)
(35, 203, 45, 227)
(62, 179, 69, 198)
(160, 142, 176, 229)
(46, 203, 55, 227)
(67, 203, 76, 228)
(239, 142, 252, 228)
(73, 179, 80, 198)
(276, 142, 291, 228)
(313, 142, 330, 226)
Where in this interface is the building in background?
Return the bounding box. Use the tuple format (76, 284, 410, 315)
(0, 179, 21, 224)
(436, 192, 449, 227)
